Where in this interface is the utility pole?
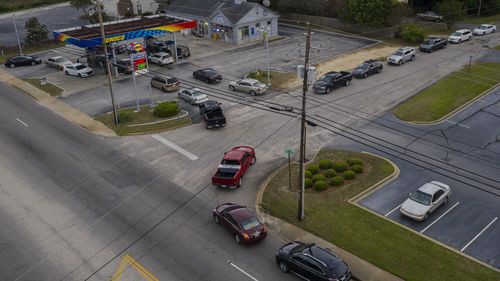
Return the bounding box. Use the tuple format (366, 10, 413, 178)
(264, 29, 271, 86)
(12, 14, 23, 55)
(96, 0, 119, 125)
(477, 0, 482, 17)
(298, 23, 311, 222)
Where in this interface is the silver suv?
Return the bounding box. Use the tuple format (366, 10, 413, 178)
(228, 78, 267, 96)
(387, 47, 416, 65)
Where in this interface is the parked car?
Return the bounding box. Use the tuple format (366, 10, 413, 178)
(151, 75, 180, 92)
(387, 47, 416, 65)
(400, 181, 451, 221)
(5, 55, 41, 68)
(45, 56, 72, 70)
(63, 63, 94, 77)
(312, 71, 352, 94)
(419, 36, 447, 52)
(276, 241, 352, 281)
(417, 11, 443, 22)
(178, 88, 208, 105)
(193, 68, 223, 84)
(113, 58, 133, 74)
(448, 29, 473, 43)
(211, 146, 256, 188)
(352, 60, 383, 78)
(170, 44, 191, 58)
(229, 78, 267, 96)
(199, 100, 226, 129)
(213, 203, 266, 244)
(473, 24, 496, 35)
(148, 52, 174, 66)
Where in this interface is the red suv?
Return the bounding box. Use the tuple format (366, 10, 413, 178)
(213, 203, 267, 244)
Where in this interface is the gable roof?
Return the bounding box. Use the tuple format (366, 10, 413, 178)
(162, 0, 223, 18)
(219, 1, 256, 24)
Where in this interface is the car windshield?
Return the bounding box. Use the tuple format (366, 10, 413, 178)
(393, 51, 404, 56)
(192, 91, 204, 97)
(241, 216, 260, 230)
(358, 63, 370, 69)
(452, 32, 461, 36)
(478, 26, 487, 29)
(409, 190, 432, 206)
(75, 65, 87, 70)
(204, 69, 217, 75)
(167, 78, 178, 84)
(422, 40, 431, 44)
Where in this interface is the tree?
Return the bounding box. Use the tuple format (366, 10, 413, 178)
(70, 0, 93, 17)
(24, 17, 48, 44)
(434, 0, 466, 29)
(349, 0, 396, 25)
(87, 10, 110, 24)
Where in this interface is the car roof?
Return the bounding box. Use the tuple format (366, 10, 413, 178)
(397, 47, 414, 51)
(305, 245, 342, 269)
(50, 56, 63, 59)
(241, 78, 259, 84)
(324, 71, 339, 75)
(224, 150, 246, 160)
(200, 68, 216, 72)
(227, 206, 254, 221)
(418, 181, 447, 194)
(455, 29, 471, 32)
(364, 59, 378, 64)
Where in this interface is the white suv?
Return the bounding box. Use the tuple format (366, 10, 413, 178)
(148, 52, 174, 66)
(387, 47, 416, 65)
(448, 29, 472, 43)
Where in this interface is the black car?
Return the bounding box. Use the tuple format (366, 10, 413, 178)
(112, 58, 133, 74)
(193, 68, 223, 84)
(276, 241, 352, 281)
(312, 71, 352, 94)
(5, 55, 42, 68)
(199, 100, 226, 129)
(352, 60, 383, 78)
(419, 36, 447, 53)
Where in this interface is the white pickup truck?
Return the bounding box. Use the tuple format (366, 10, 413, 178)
(417, 11, 443, 22)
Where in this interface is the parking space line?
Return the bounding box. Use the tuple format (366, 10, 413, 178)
(385, 204, 402, 217)
(228, 260, 259, 281)
(16, 118, 29, 127)
(420, 202, 460, 234)
(151, 135, 199, 161)
(460, 217, 498, 252)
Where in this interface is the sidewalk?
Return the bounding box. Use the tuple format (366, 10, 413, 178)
(0, 69, 116, 137)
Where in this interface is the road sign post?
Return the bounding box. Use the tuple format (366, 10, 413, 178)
(130, 52, 148, 112)
(285, 149, 293, 191)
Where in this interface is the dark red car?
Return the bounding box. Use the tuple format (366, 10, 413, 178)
(213, 203, 267, 244)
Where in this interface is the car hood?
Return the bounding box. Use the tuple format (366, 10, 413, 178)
(420, 43, 432, 48)
(388, 55, 402, 61)
(448, 35, 461, 40)
(77, 67, 92, 72)
(401, 198, 429, 216)
(313, 80, 329, 87)
(330, 260, 349, 278)
(352, 68, 366, 74)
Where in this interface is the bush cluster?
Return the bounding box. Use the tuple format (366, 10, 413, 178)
(118, 111, 134, 123)
(333, 161, 349, 172)
(343, 170, 356, 180)
(401, 24, 425, 44)
(154, 101, 179, 118)
(305, 178, 313, 188)
(305, 170, 312, 179)
(307, 164, 320, 175)
(329, 176, 344, 186)
(324, 169, 336, 178)
(319, 159, 333, 169)
(347, 158, 364, 166)
(312, 174, 326, 183)
(314, 180, 328, 191)
(351, 164, 363, 174)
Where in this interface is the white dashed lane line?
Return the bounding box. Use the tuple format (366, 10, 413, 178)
(420, 202, 460, 234)
(16, 118, 29, 127)
(461, 217, 498, 252)
(228, 260, 259, 281)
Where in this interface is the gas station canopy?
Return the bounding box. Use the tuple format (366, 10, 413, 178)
(53, 15, 196, 48)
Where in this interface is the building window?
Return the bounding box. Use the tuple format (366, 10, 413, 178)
(267, 20, 272, 25)
(241, 26, 249, 36)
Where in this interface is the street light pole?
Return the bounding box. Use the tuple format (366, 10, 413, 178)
(96, 0, 119, 125)
(12, 14, 23, 55)
(298, 23, 311, 222)
(264, 29, 271, 86)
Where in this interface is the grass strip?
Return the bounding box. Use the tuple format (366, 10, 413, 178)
(393, 62, 500, 122)
(24, 78, 63, 97)
(262, 149, 500, 281)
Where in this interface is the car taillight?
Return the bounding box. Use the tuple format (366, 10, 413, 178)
(243, 233, 250, 240)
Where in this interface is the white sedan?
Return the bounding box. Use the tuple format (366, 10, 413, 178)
(473, 24, 496, 35)
(178, 88, 208, 105)
(63, 63, 94, 78)
(148, 52, 174, 66)
(400, 181, 451, 221)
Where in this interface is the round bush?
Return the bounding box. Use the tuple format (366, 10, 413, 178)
(351, 164, 363, 174)
(333, 161, 349, 172)
(319, 159, 333, 170)
(343, 170, 356, 180)
(401, 24, 425, 44)
(311, 173, 326, 183)
(154, 101, 179, 118)
(347, 158, 364, 166)
(118, 111, 134, 123)
(305, 178, 313, 188)
(314, 180, 328, 191)
(329, 176, 344, 186)
(324, 169, 336, 178)
(305, 170, 313, 179)
(307, 164, 320, 175)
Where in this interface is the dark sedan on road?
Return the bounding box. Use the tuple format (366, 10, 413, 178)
(193, 68, 223, 84)
(213, 203, 266, 244)
(352, 60, 383, 78)
(276, 241, 352, 281)
(419, 36, 447, 53)
(5, 55, 42, 68)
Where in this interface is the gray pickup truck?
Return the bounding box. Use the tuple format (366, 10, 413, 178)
(417, 11, 443, 22)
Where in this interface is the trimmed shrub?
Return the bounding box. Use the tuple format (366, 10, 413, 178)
(347, 158, 364, 166)
(118, 111, 134, 123)
(307, 164, 320, 175)
(154, 101, 179, 118)
(314, 180, 328, 191)
(401, 24, 425, 44)
(330, 176, 344, 186)
(324, 169, 337, 178)
(333, 161, 349, 172)
(305, 178, 313, 188)
(319, 159, 333, 169)
(351, 164, 363, 174)
(305, 170, 313, 179)
(312, 174, 326, 183)
(343, 170, 356, 180)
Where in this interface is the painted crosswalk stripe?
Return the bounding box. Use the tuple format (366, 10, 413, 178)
(152, 135, 199, 161)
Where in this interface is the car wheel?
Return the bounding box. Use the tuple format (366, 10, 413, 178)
(326, 87, 331, 94)
(345, 80, 350, 86)
(229, 85, 235, 91)
(78, 73, 82, 78)
(443, 196, 449, 205)
(364, 73, 368, 78)
(237, 178, 242, 187)
(162, 87, 167, 93)
(278, 261, 289, 273)
(249, 90, 256, 96)
(31, 61, 36, 66)
(410, 55, 415, 61)
(429, 48, 433, 53)
(214, 214, 220, 224)
(10, 63, 15, 68)
(397, 60, 402, 65)
(251, 157, 256, 165)
(65, 71, 69, 75)
(483, 32, 486, 35)
(423, 212, 430, 221)
(235, 234, 242, 244)
(468, 36, 472, 41)
(458, 39, 461, 43)
(193, 73, 198, 79)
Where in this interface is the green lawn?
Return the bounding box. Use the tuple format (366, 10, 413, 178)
(459, 13, 500, 25)
(24, 78, 63, 97)
(247, 70, 298, 89)
(495, 45, 500, 50)
(393, 63, 500, 122)
(262, 149, 500, 281)
(95, 106, 191, 136)
(0, 0, 67, 12)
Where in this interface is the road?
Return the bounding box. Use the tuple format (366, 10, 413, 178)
(0, 82, 297, 281)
